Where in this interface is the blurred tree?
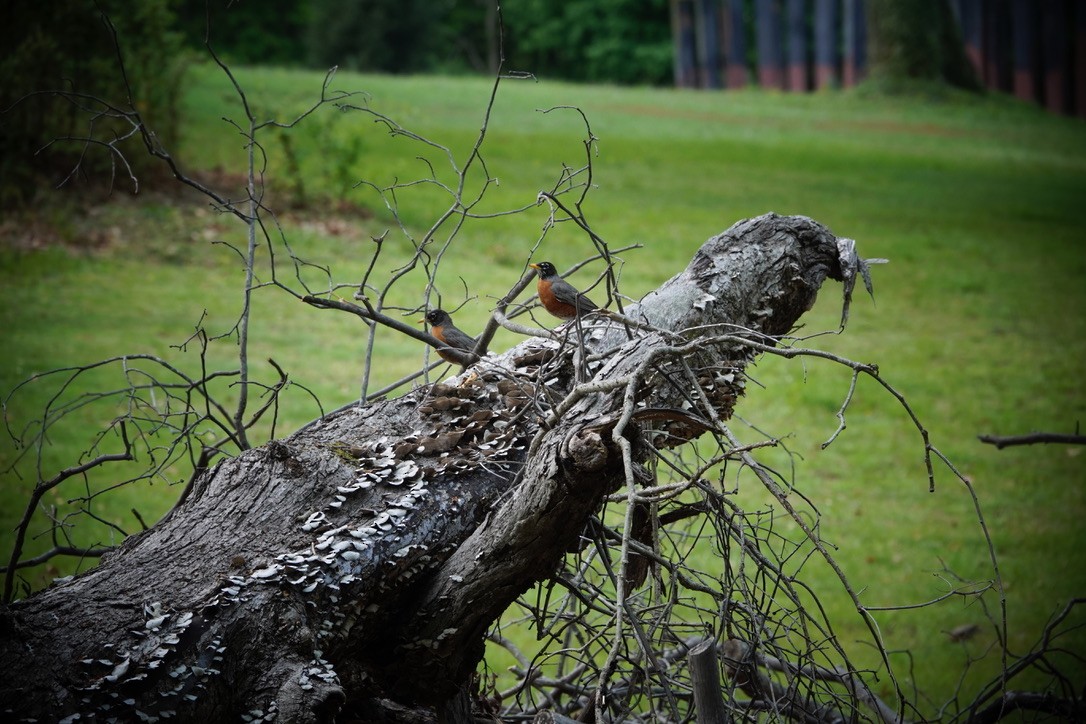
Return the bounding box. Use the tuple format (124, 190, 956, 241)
(307, 0, 442, 72)
(439, 0, 498, 74)
(0, 0, 186, 207)
(865, 0, 982, 91)
(303, 0, 494, 75)
(172, 0, 668, 84)
(503, 0, 672, 85)
(175, 0, 310, 66)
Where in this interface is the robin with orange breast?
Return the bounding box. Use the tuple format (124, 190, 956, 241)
(420, 309, 477, 363)
(530, 261, 599, 321)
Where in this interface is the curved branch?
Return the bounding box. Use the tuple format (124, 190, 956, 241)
(4, 423, 133, 603)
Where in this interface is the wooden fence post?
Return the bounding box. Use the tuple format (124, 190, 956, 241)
(724, 0, 748, 87)
(785, 0, 808, 91)
(1077, 1, 1086, 118)
(756, 0, 784, 88)
(698, 0, 723, 88)
(1010, 0, 1037, 103)
(672, 0, 699, 87)
(814, 0, 838, 89)
(1041, 0, 1069, 114)
(959, 0, 985, 82)
(842, 0, 866, 86)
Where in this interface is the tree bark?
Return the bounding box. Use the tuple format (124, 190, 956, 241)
(0, 213, 866, 723)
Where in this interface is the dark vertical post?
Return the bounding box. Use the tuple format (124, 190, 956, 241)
(698, 0, 723, 88)
(723, 0, 748, 87)
(1075, 1, 1086, 118)
(842, 0, 866, 87)
(756, 0, 784, 88)
(1009, 0, 1036, 102)
(983, 0, 1010, 90)
(959, 0, 985, 82)
(947, 0, 963, 26)
(672, 0, 700, 87)
(689, 639, 728, 724)
(785, 0, 808, 91)
(1040, 0, 1068, 113)
(813, 0, 838, 89)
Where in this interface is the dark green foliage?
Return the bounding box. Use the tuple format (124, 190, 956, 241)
(437, 0, 497, 74)
(175, 0, 310, 66)
(306, 0, 451, 72)
(865, 0, 982, 92)
(503, 0, 673, 85)
(176, 0, 486, 74)
(188, 0, 669, 84)
(0, 0, 187, 208)
(301, 0, 670, 83)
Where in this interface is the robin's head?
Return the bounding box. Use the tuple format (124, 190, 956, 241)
(530, 261, 558, 278)
(423, 309, 452, 327)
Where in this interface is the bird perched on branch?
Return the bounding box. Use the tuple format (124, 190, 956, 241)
(420, 309, 477, 364)
(530, 261, 599, 321)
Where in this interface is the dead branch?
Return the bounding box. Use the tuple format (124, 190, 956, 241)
(968, 690, 1085, 723)
(977, 431, 1086, 449)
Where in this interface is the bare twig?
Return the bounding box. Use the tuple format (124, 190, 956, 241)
(4, 423, 133, 602)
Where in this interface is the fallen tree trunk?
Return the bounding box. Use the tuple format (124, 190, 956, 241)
(0, 213, 867, 722)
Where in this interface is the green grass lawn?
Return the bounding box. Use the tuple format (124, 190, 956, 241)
(2, 62, 1084, 715)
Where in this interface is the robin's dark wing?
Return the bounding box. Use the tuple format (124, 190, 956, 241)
(536, 279, 572, 319)
(423, 309, 477, 362)
(549, 278, 598, 314)
(437, 325, 477, 352)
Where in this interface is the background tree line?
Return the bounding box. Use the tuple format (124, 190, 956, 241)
(1, 0, 979, 209)
(1, 0, 672, 207)
(170, 0, 674, 84)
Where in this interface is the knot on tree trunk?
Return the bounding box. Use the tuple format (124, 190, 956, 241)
(566, 428, 610, 471)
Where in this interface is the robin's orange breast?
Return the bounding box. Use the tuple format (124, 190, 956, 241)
(538, 279, 579, 320)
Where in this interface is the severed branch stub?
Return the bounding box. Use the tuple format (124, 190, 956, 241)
(689, 638, 729, 724)
(0, 213, 874, 723)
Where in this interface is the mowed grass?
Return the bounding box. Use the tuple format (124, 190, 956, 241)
(2, 62, 1085, 712)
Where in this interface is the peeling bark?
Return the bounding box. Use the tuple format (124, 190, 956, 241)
(0, 213, 864, 723)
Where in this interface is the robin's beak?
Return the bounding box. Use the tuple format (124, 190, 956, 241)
(417, 318, 427, 325)
(529, 263, 541, 271)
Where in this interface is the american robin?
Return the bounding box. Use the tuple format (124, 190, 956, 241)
(530, 261, 599, 320)
(420, 309, 477, 364)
